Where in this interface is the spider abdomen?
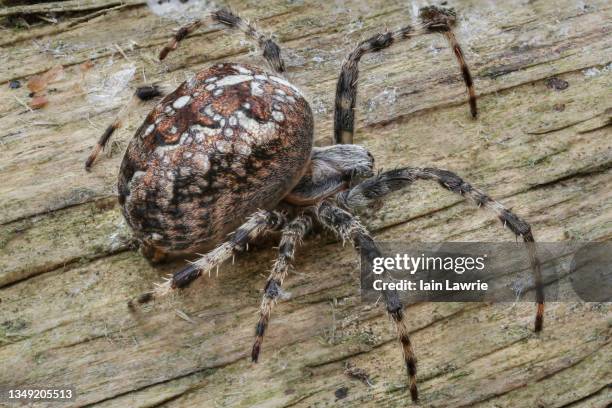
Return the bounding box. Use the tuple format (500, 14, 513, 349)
(118, 63, 313, 257)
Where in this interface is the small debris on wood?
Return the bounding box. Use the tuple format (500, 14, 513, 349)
(79, 61, 95, 82)
(334, 386, 349, 400)
(553, 103, 566, 112)
(13, 95, 34, 113)
(175, 309, 196, 324)
(344, 361, 374, 387)
(80, 61, 95, 72)
(35, 14, 58, 24)
(545, 77, 569, 91)
(114, 43, 131, 61)
(9, 80, 21, 89)
(27, 65, 64, 93)
(24, 65, 65, 110)
(29, 95, 49, 110)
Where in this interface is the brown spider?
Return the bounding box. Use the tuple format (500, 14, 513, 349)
(85, 7, 543, 402)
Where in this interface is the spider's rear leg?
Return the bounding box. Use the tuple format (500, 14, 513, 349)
(128, 210, 286, 309)
(337, 167, 544, 332)
(316, 201, 419, 401)
(159, 8, 285, 73)
(419, 5, 477, 118)
(85, 85, 164, 170)
(252, 214, 312, 362)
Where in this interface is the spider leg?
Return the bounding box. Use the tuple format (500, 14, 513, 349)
(334, 26, 414, 144)
(336, 167, 544, 332)
(441, 30, 475, 118)
(129, 209, 286, 308)
(85, 85, 164, 170)
(159, 19, 202, 61)
(316, 201, 419, 401)
(159, 8, 285, 73)
(419, 6, 477, 118)
(333, 6, 476, 144)
(213, 9, 285, 73)
(252, 214, 312, 362)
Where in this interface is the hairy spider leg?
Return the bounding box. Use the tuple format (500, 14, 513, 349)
(316, 201, 420, 401)
(85, 85, 163, 170)
(129, 210, 287, 308)
(159, 8, 285, 73)
(419, 5, 477, 118)
(252, 214, 312, 362)
(336, 167, 544, 332)
(333, 6, 477, 145)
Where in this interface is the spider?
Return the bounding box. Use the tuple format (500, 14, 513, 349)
(85, 7, 544, 402)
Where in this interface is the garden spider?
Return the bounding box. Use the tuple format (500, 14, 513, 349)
(86, 7, 543, 402)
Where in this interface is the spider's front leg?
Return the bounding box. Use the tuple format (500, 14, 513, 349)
(129, 209, 286, 308)
(336, 167, 544, 332)
(316, 201, 419, 402)
(251, 214, 312, 362)
(419, 6, 477, 118)
(334, 26, 414, 144)
(334, 5, 476, 145)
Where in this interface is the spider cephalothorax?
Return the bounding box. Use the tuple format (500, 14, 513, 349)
(85, 7, 543, 403)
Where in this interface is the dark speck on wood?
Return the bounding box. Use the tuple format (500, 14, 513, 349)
(335, 386, 349, 400)
(545, 77, 569, 91)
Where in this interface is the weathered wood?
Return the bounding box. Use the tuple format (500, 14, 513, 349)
(0, 0, 610, 407)
(0, 0, 145, 17)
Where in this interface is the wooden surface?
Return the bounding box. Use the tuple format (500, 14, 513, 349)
(1, 0, 611, 407)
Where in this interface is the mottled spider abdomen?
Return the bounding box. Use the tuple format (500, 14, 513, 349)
(118, 63, 313, 258)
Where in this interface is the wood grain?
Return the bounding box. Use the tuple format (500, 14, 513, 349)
(0, 0, 610, 407)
